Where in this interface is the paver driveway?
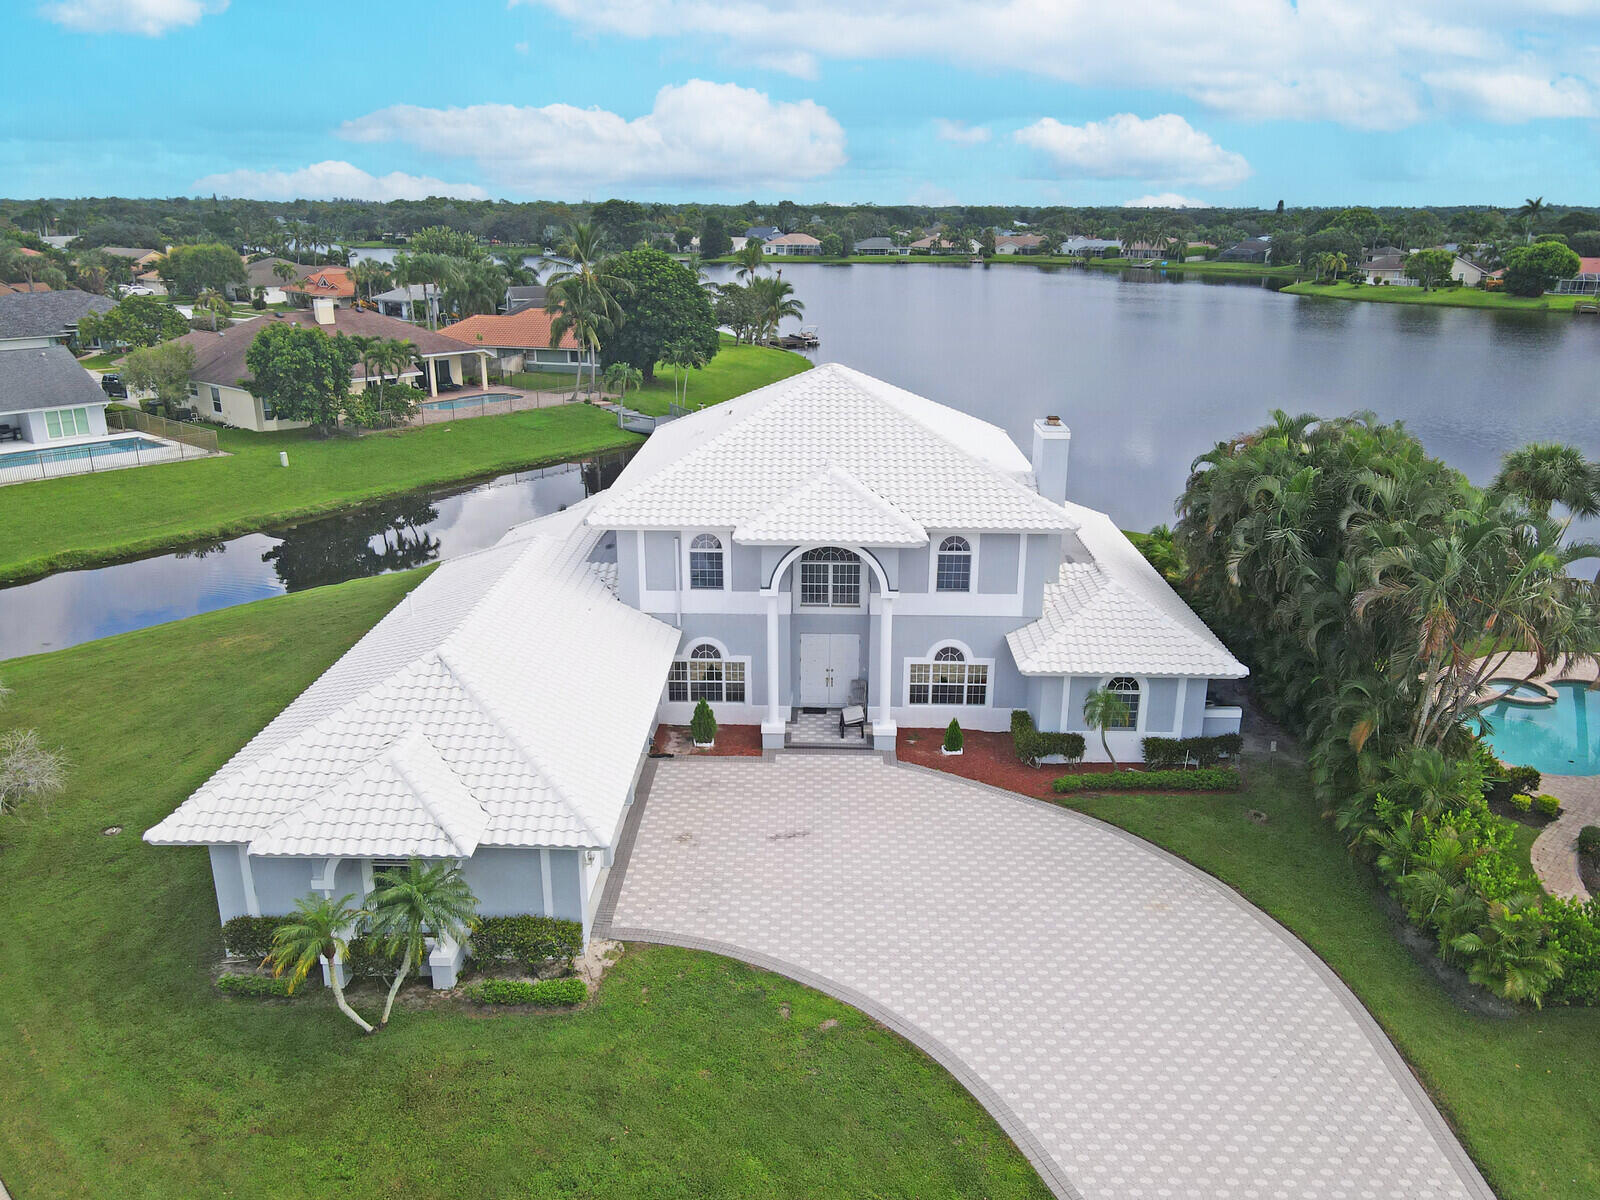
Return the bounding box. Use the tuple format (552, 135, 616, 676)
(600, 755, 1492, 1200)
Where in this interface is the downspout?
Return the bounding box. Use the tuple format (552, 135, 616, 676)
(673, 535, 682, 629)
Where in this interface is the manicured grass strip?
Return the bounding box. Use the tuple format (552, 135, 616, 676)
(0, 404, 642, 584)
(629, 337, 811, 417)
(0, 573, 1050, 1200)
(1284, 280, 1586, 311)
(1058, 764, 1600, 1200)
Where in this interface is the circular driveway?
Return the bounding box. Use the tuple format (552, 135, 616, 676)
(598, 754, 1491, 1200)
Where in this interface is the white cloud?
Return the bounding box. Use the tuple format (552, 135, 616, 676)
(1015, 113, 1251, 188)
(1125, 193, 1210, 208)
(514, 0, 1600, 130)
(1423, 69, 1596, 121)
(191, 161, 488, 202)
(934, 118, 990, 145)
(339, 80, 846, 192)
(40, 0, 224, 35)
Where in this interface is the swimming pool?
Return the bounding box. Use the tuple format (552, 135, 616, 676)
(0, 435, 167, 469)
(421, 393, 518, 412)
(1481, 681, 1600, 775)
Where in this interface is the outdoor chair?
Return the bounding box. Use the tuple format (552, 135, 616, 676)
(0, 424, 20, 442)
(840, 678, 868, 739)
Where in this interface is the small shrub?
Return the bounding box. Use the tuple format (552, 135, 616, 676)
(473, 915, 583, 970)
(217, 973, 292, 998)
(943, 719, 963, 752)
(1010, 710, 1086, 766)
(1508, 765, 1543, 796)
(1053, 767, 1241, 793)
(1142, 734, 1243, 769)
(690, 698, 717, 745)
(1534, 793, 1563, 818)
(1578, 825, 1600, 859)
(1509, 792, 1534, 813)
(221, 914, 292, 960)
(463, 977, 587, 1007)
(1544, 896, 1600, 1006)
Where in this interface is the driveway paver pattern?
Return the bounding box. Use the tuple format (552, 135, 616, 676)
(601, 755, 1492, 1200)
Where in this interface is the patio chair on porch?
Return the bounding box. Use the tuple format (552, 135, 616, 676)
(840, 679, 868, 739)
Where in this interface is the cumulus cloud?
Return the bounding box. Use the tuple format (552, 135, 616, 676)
(191, 161, 488, 202)
(1125, 193, 1210, 208)
(339, 80, 846, 192)
(514, 0, 1600, 131)
(1015, 113, 1251, 188)
(934, 118, 990, 145)
(40, 0, 224, 35)
(1423, 69, 1596, 121)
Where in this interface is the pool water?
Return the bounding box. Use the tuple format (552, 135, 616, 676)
(1487, 679, 1548, 702)
(1481, 682, 1600, 775)
(421, 393, 518, 411)
(0, 435, 166, 468)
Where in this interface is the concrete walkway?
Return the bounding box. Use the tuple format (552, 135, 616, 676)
(1531, 774, 1600, 900)
(599, 755, 1492, 1200)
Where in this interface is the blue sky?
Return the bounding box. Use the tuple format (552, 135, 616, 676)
(8, 0, 1599, 208)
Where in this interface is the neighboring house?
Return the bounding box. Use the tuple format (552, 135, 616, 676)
(908, 235, 972, 254)
(853, 236, 907, 257)
(1552, 256, 1600, 296)
(371, 283, 442, 324)
(744, 226, 781, 243)
(283, 266, 355, 306)
(1217, 237, 1273, 264)
(102, 247, 164, 272)
(995, 233, 1046, 255)
(438, 309, 592, 375)
(1361, 254, 1410, 284)
(0, 343, 111, 446)
(0, 281, 54, 296)
(1061, 237, 1121, 257)
(729, 236, 749, 254)
(143, 363, 1247, 985)
(175, 298, 493, 431)
(229, 257, 302, 305)
(0, 288, 114, 351)
(503, 284, 547, 314)
(765, 233, 822, 257)
(1119, 241, 1166, 260)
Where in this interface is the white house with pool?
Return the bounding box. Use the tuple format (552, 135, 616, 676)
(145, 363, 1246, 983)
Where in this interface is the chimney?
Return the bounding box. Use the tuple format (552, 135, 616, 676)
(311, 296, 336, 326)
(1031, 416, 1071, 505)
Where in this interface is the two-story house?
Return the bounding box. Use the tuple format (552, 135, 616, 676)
(145, 363, 1246, 985)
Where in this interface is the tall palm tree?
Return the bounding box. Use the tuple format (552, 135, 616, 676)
(351, 258, 392, 305)
(365, 859, 478, 1026)
(272, 259, 300, 289)
(268, 894, 374, 1033)
(346, 334, 381, 397)
(546, 275, 622, 400)
(196, 288, 229, 331)
(1081, 687, 1131, 769)
(748, 274, 803, 343)
(734, 239, 765, 281)
(392, 253, 459, 329)
(1516, 196, 1545, 243)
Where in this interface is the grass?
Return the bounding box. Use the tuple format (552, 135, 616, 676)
(1284, 280, 1588, 311)
(1057, 761, 1600, 1200)
(0, 574, 1050, 1200)
(0, 340, 805, 585)
(75, 351, 121, 370)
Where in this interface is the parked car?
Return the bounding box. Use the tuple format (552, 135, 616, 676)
(99, 373, 128, 398)
(121, 284, 155, 296)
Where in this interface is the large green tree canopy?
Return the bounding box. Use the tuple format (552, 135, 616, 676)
(78, 294, 189, 348)
(158, 242, 246, 297)
(243, 323, 359, 435)
(601, 247, 719, 381)
(1502, 241, 1582, 297)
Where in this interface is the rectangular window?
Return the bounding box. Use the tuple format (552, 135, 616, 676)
(689, 550, 723, 589)
(800, 561, 832, 606)
(210, 385, 222, 415)
(45, 408, 90, 439)
(907, 658, 988, 706)
(667, 661, 688, 703)
(262, 401, 276, 421)
(667, 657, 745, 703)
(935, 555, 971, 591)
(832, 562, 861, 606)
(908, 662, 931, 705)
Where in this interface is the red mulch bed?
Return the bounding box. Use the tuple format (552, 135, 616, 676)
(652, 723, 764, 757)
(896, 728, 1115, 799)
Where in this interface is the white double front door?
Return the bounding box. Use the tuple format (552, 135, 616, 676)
(798, 634, 860, 707)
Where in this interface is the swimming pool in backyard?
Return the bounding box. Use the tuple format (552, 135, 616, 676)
(421, 393, 519, 412)
(0, 435, 166, 469)
(1480, 681, 1600, 775)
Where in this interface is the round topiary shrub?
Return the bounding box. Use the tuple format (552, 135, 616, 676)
(1510, 793, 1534, 813)
(1534, 793, 1563, 819)
(690, 698, 717, 747)
(942, 719, 963, 755)
(1578, 825, 1600, 859)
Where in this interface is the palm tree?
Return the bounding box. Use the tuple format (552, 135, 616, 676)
(546, 275, 621, 399)
(365, 859, 479, 1026)
(663, 338, 709, 407)
(370, 338, 416, 410)
(601, 360, 643, 398)
(748, 274, 803, 343)
(447, 258, 507, 318)
(1516, 197, 1545, 243)
(196, 288, 229, 331)
(734, 239, 765, 281)
(351, 258, 392, 305)
(346, 334, 381, 397)
(1490, 443, 1600, 519)
(393, 253, 461, 329)
(1081, 687, 1131, 769)
(268, 894, 374, 1033)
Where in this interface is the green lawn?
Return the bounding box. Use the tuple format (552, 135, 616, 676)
(1284, 280, 1587, 312)
(629, 337, 811, 417)
(0, 574, 1049, 1200)
(75, 351, 121, 370)
(1060, 763, 1600, 1200)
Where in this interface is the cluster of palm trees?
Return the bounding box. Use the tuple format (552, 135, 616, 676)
(268, 859, 478, 1032)
(1174, 413, 1600, 1003)
(711, 242, 804, 345)
(1118, 218, 1188, 260)
(543, 222, 632, 399)
(344, 333, 424, 424)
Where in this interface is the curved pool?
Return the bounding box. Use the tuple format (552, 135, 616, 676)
(1481, 681, 1600, 775)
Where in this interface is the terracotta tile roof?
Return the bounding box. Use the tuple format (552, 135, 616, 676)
(1578, 257, 1600, 276)
(284, 266, 355, 299)
(766, 233, 821, 247)
(438, 309, 579, 351)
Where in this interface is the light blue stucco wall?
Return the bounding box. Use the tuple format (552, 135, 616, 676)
(463, 847, 545, 915)
(889, 614, 1028, 713)
(730, 543, 761, 591)
(615, 533, 641, 607)
(1181, 679, 1210, 735)
(898, 546, 928, 593)
(643, 532, 676, 591)
(1023, 534, 1062, 618)
(1145, 678, 1178, 732)
(209, 845, 248, 923)
(978, 535, 1019, 593)
(251, 857, 320, 914)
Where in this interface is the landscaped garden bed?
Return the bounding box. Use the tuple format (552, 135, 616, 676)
(652, 722, 763, 756)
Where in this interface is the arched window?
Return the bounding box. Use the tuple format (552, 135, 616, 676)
(935, 536, 972, 592)
(689, 534, 724, 590)
(667, 642, 746, 704)
(799, 546, 862, 607)
(1106, 677, 1141, 729)
(909, 645, 989, 706)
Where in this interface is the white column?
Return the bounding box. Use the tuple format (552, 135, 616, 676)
(479, 354, 489, 387)
(427, 359, 438, 397)
(761, 592, 785, 749)
(874, 594, 896, 743)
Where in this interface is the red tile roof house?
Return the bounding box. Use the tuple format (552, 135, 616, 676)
(174, 298, 492, 431)
(283, 266, 356, 305)
(438, 309, 593, 376)
(1552, 256, 1600, 296)
(764, 232, 823, 257)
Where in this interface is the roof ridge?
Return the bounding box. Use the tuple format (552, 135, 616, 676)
(384, 729, 483, 857)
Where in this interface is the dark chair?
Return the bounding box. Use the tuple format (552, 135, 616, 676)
(0, 424, 21, 443)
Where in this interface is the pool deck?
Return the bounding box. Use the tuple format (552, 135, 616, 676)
(1472, 652, 1600, 900)
(0, 432, 221, 486)
(408, 385, 610, 426)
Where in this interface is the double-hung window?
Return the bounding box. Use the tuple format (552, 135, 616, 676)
(798, 546, 861, 607)
(908, 646, 988, 706)
(689, 534, 724, 590)
(935, 536, 972, 591)
(1106, 677, 1141, 729)
(666, 643, 746, 703)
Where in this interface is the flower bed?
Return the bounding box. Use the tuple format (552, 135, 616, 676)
(652, 724, 764, 757)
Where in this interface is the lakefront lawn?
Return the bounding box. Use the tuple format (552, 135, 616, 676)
(0, 572, 1048, 1200)
(628, 337, 811, 417)
(1284, 280, 1587, 311)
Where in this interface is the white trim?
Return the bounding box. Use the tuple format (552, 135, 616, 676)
(762, 542, 893, 598)
(903, 639, 995, 709)
(311, 856, 341, 896)
(237, 844, 261, 918)
(1100, 674, 1148, 733)
(1175, 677, 1190, 737)
(361, 858, 375, 897)
(1016, 533, 1029, 597)
(927, 532, 980, 594)
(539, 848, 555, 916)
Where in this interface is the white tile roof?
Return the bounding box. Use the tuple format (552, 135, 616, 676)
(145, 510, 680, 855)
(1007, 502, 1249, 679)
(734, 465, 928, 546)
(587, 363, 1072, 538)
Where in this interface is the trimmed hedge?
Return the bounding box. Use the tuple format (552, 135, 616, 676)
(472, 915, 583, 970)
(216, 973, 292, 998)
(1010, 709, 1086, 766)
(1052, 767, 1242, 793)
(221, 915, 291, 960)
(1510, 793, 1534, 813)
(1535, 793, 1563, 818)
(1579, 825, 1600, 858)
(1141, 734, 1243, 769)
(463, 977, 587, 1007)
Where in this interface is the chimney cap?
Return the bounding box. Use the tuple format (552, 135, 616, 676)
(1045, 415, 1061, 425)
